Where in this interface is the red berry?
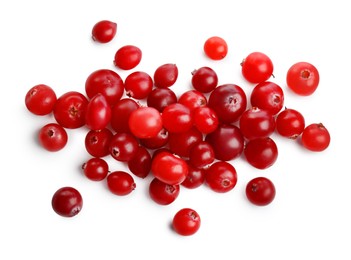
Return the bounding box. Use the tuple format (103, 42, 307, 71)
(85, 93, 111, 131)
(191, 66, 218, 93)
(204, 36, 228, 60)
(85, 128, 113, 157)
(92, 20, 117, 43)
(25, 84, 57, 116)
(172, 208, 201, 236)
(52, 187, 83, 217)
(114, 45, 142, 70)
(162, 103, 193, 134)
(153, 63, 178, 88)
(244, 137, 278, 170)
(205, 161, 238, 193)
(127, 146, 152, 179)
(109, 133, 139, 162)
(149, 177, 180, 205)
(107, 171, 136, 196)
(241, 52, 274, 83)
(286, 62, 319, 96)
(301, 123, 330, 152)
(246, 177, 276, 206)
(125, 71, 153, 99)
(276, 108, 305, 139)
(82, 157, 109, 181)
(38, 123, 68, 152)
(110, 98, 139, 134)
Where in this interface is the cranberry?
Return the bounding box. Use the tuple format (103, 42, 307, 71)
(51, 187, 83, 217)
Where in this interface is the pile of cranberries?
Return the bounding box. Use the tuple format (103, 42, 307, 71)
(25, 20, 330, 236)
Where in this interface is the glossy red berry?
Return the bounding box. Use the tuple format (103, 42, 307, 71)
(92, 20, 117, 43)
(301, 123, 330, 152)
(147, 88, 177, 112)
(181, 162, 206, 189)
(53, 91, 88, 129)
(109, 133, 139, 162)
(208, 84, 247, 124)
(124, 71, 153, 99)
(153, 63, 178, 88)
(168, 127, 203, 158)
(149, 177, 180, 205)
(82, 157, 109, 181)
(172, 208, 201, 236)
(162, 103, 193, 134)
(205, 124, 244, 161)
(114, 45, 142, 70)
(276, 108, 305, 139)
(25, 84, 57, 116)
(110, 98, 139, 133)
(128, 106, 163, 139)
(52, 187, 83, 217)
(85, 128, 113, 157)
(205, 161, 238, 193)
(191, 66, 218, 93)
(193, 106, 219, 134)
(250, 81, 284, 115)
(107, 171, 136, 196)
(239, 107, 276, 140)
(38, 123, 68, 152)
(188, 141, 215, 169)
(85, 93, 111, 131)
(241, 52, 274, 83)
(151, 151, 188, 185)
(246, 177, 276, 206)
(204, 36, 228, 60)
(127, 146, 152, 178)
(85, 69, 124, 106)
(244, 137, 278, 169)
(286, 62, 319, 96)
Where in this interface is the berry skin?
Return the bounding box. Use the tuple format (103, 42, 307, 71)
(51, 187, 83, 217)
(205, 161, 238, 193)
(92, 20, 117, 43)
(244, 137, 278, 170)
(107, 171, 136, 196)
(286, 62, 319, 96)
(301, 123, 330, 152)
(82, 158, 109, 181)
(153, 63, 178, 88)
(114, 45, 142, 70)
(172, 208, 201, 236)
(276, 108, 305, 139)
(191, 66, 218, 93)
(38, 123, 68, 152)
(85, 93, 111, 131)
(204, 36, 228, 60)
(241, 52, 274, 84)
(149, 177, 180, 205)
(246, 177, 276, 206)
(25, 84, 57, 116)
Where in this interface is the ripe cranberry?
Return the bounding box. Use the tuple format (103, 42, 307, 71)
(128, 106, 163, 139)
(250, 81, 284, 115)
(147, 88, 177, 112)
(208, 84, 247, 124)
(172, 208, 201, 236)
(188, 141, 215, 169)
(205, 124, 244, 161)
(178, 90, 207, 112)
(110, 98, 139, 133)
(52, 187, 83, 217)
(82, 157, 109, 181)
(25, 84, 57, 116)
(85, 128, 113, 157)
(85, 69, 124, 106)
(114, 45, 142, 70)
(239, 107, 276, 140)
(139, 127, 169, 150)
(276, 108, 305, 139)
(124, 71, 153, 99)
(241, 52, 274, 84)
(153, 63, 178, 88)
(301, 123, 330, 152)
(53, 91, 88, 129)
(246, 177, 276, 206)
(151, 151, 188, 185)
(193, 106, 219, 134)
(168, 127, 203, 158)
(38, 123, 68, 152)
(85, 93, 111, 131)
(181, 162, 206, 189)
(149, 177, 180, 205)
(244, 137, 278, 169)
(109, 133, 139, 162)
(92, 20, 117, 43)
(107, 171, 136, 196)
(191, 66, 218, 93)
(205, 161, 237, 193)
(127, 146, 152, 178)
(162, 103, 193, 133)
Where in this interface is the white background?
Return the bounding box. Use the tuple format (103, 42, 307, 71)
(0, 0, 350, 259)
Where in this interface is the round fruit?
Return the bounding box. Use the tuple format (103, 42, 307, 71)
(204, 36, 228, 60)
(241, 52, 274, 83)
(25, 84, 57, 115)
(114, 45, 142, 70)
(38, 123, 68, 152)
(172, 208, 201, 236)
(52, 187, 83, 217)
(92, 20, 117, 43)
(301, 123, 330, 152)
(286, 62, 319, 96)
(246, 177, 276, 206)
